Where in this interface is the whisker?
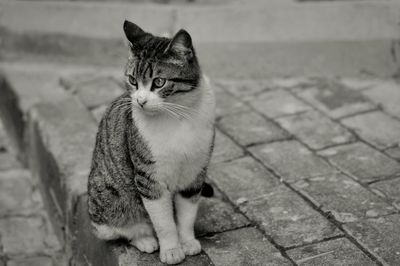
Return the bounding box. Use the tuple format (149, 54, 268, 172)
(162, 103, 212, 123)
(159, 105, 187, 120)
(165, 106, 193, 121)
(155, 105, 181, 120)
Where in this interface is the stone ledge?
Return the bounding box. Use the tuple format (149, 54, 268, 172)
(175, 1, 400, 43)
(1, 36, 396, 78)
(1, 1, 399, 42)
(27, 97, 98, 246)
(1, 1, 399, 78)
(0, 75, 25, 160)
(0, 1, 175, 39)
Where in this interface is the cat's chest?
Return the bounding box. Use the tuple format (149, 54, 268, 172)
(136, 117, 213, 189)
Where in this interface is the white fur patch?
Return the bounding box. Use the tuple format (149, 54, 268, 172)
(175, 194, 199, 242)
(92, 222, 153, 240)
(132, 76, 216, 192)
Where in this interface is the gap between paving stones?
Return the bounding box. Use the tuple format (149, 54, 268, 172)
(205, 179, 297, 265)
(280, 82, 400, 196)
(262, 80, 400, 190)
(216, 80, 396, 265)
(285, 79, 400, 154)
(215, 123, 383, 265)
(215, 124, 383, 265)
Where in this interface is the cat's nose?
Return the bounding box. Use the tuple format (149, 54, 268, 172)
(137, 99, 147, 108)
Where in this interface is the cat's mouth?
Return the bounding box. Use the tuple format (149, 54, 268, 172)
(136, 105, 160, 116)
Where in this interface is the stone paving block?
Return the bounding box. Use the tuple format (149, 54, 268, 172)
(341, 111, 400, 150)
(276, 110, 355, 150)
(0, 169, 42, 216)
(215, 89, 250, 118)
(293, 79, 376, 119)
(240, 185, 342, 248)
(293, 173, 395, 223)
(74, 78, 123, 109)
(60, 71, 105, 91)
(118, 246, 213, 266)
(202, 227, 291, 266)
(340, 77, 383, 91)
(0, 152, 21, 170)
(91, 104, 108, 124)
(249, 90, 312, 119)
(385, 145, 400, 161)
(287, 237, 375, 266)
(215, 79, 273, 100)
(249, 140, 337, 183)
(0, 68, 69, 157)
(370, 178, 400, 209)
(27, 97, 98, 242)
(344, 214, 400, 265)
(7, 257, 53, 266)
(271, 77, 310, 89)
(210, 130, 244, 164)
(0, 216, 61, 256)
(0, 122, 7, 150)
(195, 189, 250, 237)
(208, 156, 282, 204)
(363, 80, 400, 118)
(319, 142, 400, 183)
(29, 97, 97, 205)
(0, 68, 68, 112)
(218, 111, 289, 146)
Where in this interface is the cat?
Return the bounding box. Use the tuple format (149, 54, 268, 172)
(87, 20, 216, 265)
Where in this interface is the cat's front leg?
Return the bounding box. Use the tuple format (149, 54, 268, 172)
(142, 191, 185, 265)
(175, 189, 202, 256)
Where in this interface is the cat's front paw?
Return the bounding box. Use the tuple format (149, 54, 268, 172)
(160, 246, 185, 265)
(181, 239, 201, 256)
(131, 236, 159, 253)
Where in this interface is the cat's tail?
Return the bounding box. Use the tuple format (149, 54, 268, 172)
(201, 182, 214, 198)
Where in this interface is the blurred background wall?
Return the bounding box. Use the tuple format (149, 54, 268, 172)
(0, 0, 399, 78)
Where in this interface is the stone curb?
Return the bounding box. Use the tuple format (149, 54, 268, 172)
(1, 0, 399, 42)
(1, 1, 400, 78)
(0, 68, 100, 263)
(0, 75, 25, 162)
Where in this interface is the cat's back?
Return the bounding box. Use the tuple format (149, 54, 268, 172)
(89, 92, 136, 180)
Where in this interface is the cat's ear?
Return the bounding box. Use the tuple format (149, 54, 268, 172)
(166, 29, 193, 59)
(123, 20, 146, 45)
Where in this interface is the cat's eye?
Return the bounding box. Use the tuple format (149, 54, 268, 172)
(153, 77, 166, 88)
(128, 75, 137, 87)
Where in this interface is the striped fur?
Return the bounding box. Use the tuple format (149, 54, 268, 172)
(87, 22, 215, 263)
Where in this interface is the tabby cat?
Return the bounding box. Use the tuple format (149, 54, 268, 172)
(87, 20, 216, 265)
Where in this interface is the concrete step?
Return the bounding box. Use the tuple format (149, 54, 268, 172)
(1, 0, 398, 41)
(1, 0, 400, 77)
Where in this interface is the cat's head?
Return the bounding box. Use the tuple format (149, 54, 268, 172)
(123, 20, 201, 116)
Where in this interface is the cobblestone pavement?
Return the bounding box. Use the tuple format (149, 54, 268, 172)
(2, 64, 400, 265)
(59, 72, 400, 265)
(0, 121, 64, 266)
